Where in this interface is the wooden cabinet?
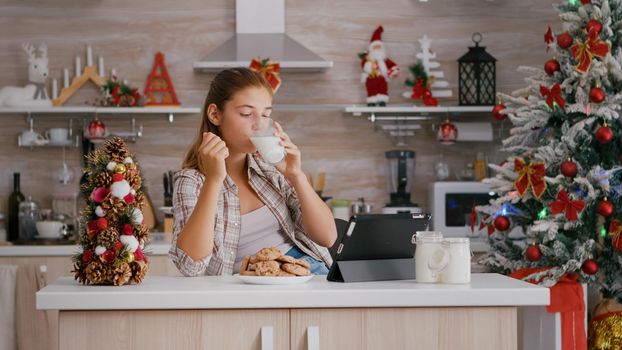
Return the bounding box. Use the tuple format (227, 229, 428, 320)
(0, 254, 179, 350)
(290, 307, 517, 350)
(59, 309, 290, 350)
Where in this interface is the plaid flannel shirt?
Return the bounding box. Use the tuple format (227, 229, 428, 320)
(169, 153, 333, 276)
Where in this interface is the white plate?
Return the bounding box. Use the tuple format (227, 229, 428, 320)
(234, 273, 314, 285)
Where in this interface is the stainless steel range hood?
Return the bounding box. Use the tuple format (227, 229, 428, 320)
(193, 0, 333, 72)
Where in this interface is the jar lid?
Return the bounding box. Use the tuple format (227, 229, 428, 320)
(441, 237, 470, 245)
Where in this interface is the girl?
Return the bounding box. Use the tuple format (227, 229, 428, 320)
(169, 67, 337, 276)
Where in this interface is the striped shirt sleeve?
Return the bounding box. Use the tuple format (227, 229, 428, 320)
(168, 169, 212, 276)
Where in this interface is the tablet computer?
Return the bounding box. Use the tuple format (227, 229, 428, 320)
(327, 213, 431, 282)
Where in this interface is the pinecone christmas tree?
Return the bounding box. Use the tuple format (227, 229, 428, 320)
(72, 137, 150, 285)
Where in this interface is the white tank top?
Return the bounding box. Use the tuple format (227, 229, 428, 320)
(234, 205, 294, 272)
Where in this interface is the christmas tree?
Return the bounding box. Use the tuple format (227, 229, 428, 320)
(72, 137, 149, 286)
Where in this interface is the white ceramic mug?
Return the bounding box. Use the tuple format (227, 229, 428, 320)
(20, 130, 45, 146)
(415, 231, 445, 283)
(36, 221, 66, 238)
(46, 128, 69, 144)
(249, 118, 286, 165)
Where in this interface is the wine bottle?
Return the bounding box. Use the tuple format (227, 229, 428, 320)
(8, 173, 25, 241)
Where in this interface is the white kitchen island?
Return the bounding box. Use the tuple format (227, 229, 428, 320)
(37, 273, 549, 350)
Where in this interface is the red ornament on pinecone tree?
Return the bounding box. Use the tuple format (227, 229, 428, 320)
(597, 198, 614, 217)
(586, 19, 603, 35)
(492, 104, 506, 121)
(557, 32, 573, 49)
(560, 159, 578, 178)
(596, 125, 614, 144)
(582, 259, 599, 275)
(526, 244, 542, 262)
(589, 87, 606, 103)
(544, 59, 560, 76)
(494, 215, 511, 231)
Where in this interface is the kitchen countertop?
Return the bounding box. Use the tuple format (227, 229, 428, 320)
(37, 273, 549, 310)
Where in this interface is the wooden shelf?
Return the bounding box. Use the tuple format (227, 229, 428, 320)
(0, 106, 201, 114)
(345, 105, 493, 116)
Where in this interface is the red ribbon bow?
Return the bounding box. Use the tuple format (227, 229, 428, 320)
(550, 190, 585, 221)
(510, 268, 587, 350)
(544, 26, 554, 52)
(249, 57, 282, 93)
(514, 158, 547, 199)
(570, 28, 610, 73)
(609, 219, 622, 236)
(540, 83, 565, 110)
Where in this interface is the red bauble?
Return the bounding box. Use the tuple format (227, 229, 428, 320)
(96, 217, 108, 230)
(596, 126, 614, 144)
(492, 104, 506, 121)
(437, 120, 458, 145)
(586, 19, 603, 35)
(123, 224, 133, 236)
(589, 87, 606, 103)
(581, 0, 591, 4)
(113, 241, 123, 251)
(582, 259, 599, 275)
(86, 119, 107, 141)
(557, 32, 573, 49)
(525, 245, 542, 262)
(544, 59, 560, 76)
(82, 250, 94, 264)
(494, 215, 511, 231)
(597, 199, 614, 217)
(560, 159, 578, 178)
(101, 250, 116, 264)
(112, 173, 124, 182)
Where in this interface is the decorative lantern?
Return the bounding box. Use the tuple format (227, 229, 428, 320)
(458, 33, 497, 106)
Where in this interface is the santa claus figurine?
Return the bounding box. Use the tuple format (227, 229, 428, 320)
(360, 26, 400, 106)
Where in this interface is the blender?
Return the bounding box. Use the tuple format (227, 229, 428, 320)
(382, 150, 422, 214)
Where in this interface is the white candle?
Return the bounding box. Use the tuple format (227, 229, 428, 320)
(111, 68, 117, 78)
(63, 68, 69, 88)
(98, 56, 104, 76)
(75, 56, 81, 77)
(52, 79, 58, 99)
(86, 45, 93, 67)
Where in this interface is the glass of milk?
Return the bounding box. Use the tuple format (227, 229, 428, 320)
(250, 118, 286, 165)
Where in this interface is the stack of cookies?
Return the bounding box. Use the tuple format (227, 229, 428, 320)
(240, 247, 311, 276)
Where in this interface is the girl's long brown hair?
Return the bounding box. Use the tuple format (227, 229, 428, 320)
(182, 67, 273, 170)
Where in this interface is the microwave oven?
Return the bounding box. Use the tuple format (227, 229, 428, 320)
(428, 181, 499, 239)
